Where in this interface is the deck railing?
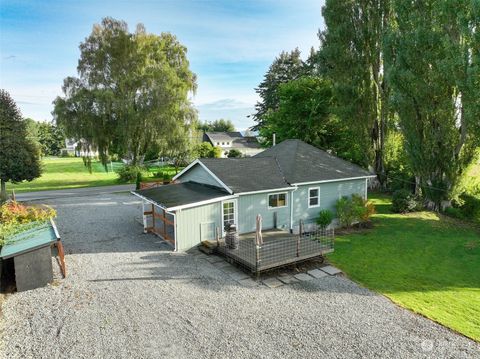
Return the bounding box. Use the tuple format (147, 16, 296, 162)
(217, 224, 334, 274)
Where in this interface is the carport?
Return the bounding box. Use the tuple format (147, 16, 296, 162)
(132, 182, 233, 251)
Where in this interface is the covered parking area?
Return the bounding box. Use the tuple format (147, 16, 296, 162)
(132, 182, 233, 251)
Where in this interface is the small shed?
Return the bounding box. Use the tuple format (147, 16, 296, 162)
(0, 219, 66, 292)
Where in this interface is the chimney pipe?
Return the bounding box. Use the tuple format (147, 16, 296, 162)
(272, 133, 276, 146)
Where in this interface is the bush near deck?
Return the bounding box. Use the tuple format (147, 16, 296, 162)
(328, 193, 480, 342)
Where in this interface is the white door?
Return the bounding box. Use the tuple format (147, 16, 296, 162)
(222, 199, 237, 235)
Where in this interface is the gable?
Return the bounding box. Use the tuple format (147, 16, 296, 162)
(176, 163, 225, 189)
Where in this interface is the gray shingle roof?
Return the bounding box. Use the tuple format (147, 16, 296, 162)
(255, 139, 372, 184)
(199, 157, 289, 193)
(204, 132, 262, 150)
(134, 182, 230, 209)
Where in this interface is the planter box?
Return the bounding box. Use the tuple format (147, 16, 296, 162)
(0, 219, 65, 292)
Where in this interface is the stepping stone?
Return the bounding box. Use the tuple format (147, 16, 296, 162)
(206, 256, 224, 264)
(307, 269, 328, 279)
(238, 278, 259, 287)
(320, 265, 342, 275)
(294, 273, 314, 281)
(277, 275, 299, 285)
(213, 261, 231, 269)
(223, 268, 250, 281)
(262, 277, 284, 288)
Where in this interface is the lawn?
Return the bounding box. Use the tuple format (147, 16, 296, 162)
(328, 193, 480, 342)
(6, 157, 122, 193)
(6, 157, 180, 193)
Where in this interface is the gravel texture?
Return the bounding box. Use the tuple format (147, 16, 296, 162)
(1, 193, 479, 358)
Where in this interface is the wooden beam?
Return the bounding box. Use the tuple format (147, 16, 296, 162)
(152, 212, 174, 225)
(55, 240, 66, 278)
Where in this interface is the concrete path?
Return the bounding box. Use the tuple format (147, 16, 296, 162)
(15, 184, 135, 202)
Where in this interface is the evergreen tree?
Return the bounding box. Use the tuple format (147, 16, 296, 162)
(0, 90, 42, 201)
(252, 48, 307, 130)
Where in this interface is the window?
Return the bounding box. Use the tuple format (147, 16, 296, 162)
(222, 142, 225, 145)
(308, 187, 320, 208)
(217, 142, 220, 146)
(268, 193, 287, 208)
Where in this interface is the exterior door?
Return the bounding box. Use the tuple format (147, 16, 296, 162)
(222, 199, 237, 235)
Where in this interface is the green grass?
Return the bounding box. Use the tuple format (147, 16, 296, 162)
(6, 157, 123, 193)
(328, 193, 480, 342)
(6, 157, 182, 193)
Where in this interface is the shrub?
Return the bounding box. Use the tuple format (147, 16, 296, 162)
(391, 189, 419, 213)
(135, 171, 142, 190)
(336, 197, 357, 227)
(116, 165, 145, 183)
(227, 149, 242, 158)
(351, 194, 376, 222)
(0, 201, 56, 246)
(444, 206, 464, 220)
(458, 193, 480, 221)
(336, 195, 376, 228)
(316, 209, 334, 229)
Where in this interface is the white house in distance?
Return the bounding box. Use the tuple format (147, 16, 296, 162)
(203, 132, 264, 157)
(63, 139, 98, 157)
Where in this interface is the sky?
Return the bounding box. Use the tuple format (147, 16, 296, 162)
(0, 0, 325, 131)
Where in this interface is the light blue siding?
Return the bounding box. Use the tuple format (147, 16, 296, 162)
(175, 202, 222, 251)
(237, 191, 291, 233)
(292, 179, 366, 225)
(178, 164, 223, 188)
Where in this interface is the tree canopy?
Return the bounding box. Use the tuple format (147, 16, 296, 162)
(198, 119, 235, 132)
(385, 0, 480, 208)
(53, 18, 197, 166)
(0, 90, 42, 201)
(252, 48, 309, 130)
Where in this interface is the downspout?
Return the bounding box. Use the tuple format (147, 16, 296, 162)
(172, 210, 177, 252)
(289, 186, 298, 233)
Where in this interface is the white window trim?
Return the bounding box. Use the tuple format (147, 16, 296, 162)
(267, 192, 288, 209)
(221, 199, 238, 235)
(308, 186, 320, 208)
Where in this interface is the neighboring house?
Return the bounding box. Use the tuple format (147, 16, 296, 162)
(63, 139, 98, 157)
(133, 139, 375, 252)
(203, 131, 263, 157)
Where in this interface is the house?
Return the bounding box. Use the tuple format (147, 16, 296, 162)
(203, 131, 263, 157)
(62, 139, 98, 157)
(132, 139, 375, 251)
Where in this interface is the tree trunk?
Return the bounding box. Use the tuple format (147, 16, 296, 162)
(0, 179, 7, 202)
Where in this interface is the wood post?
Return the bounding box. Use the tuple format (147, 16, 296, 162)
(163, 208, 167, 238)
(151, 204, 155, 232)
(55, 240, 66, 278)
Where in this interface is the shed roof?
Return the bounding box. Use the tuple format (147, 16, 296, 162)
(255, 139, 372, 184)
(199, 157, 289, 193)
(133, 181, 231, 210)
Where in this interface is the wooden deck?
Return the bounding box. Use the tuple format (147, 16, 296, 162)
(218, 229, 334, 273)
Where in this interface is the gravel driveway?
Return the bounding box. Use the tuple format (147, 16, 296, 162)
(1, 193, 479, 358)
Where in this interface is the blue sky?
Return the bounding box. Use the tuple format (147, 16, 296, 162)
(0, 0, 325, 130)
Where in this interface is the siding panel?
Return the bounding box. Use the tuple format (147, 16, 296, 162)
(175, 202, 222, 251)
(177, 164, 222, 188)
(238, 192, 291, 233)
(292, 179, 366, 225)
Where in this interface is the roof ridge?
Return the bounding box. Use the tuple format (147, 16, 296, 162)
(273, 156, 291, 186)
